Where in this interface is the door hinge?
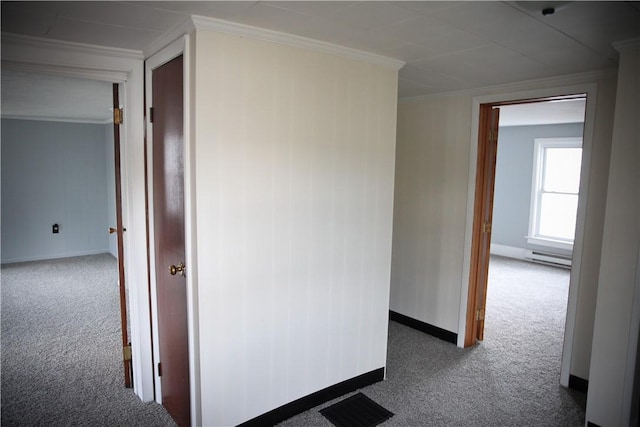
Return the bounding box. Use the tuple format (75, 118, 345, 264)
(482, 222, 492, 233)
(157, 362, 162, 377)
(476, 308, 485, 321)
(123, 344, 132, 361)
(113, 107, 123, 125)
(149, 107, 154, 123)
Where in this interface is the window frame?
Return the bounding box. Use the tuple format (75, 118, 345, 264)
(527, 137, 583, 250)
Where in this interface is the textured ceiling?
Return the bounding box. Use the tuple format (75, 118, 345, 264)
(2, 1, 640, 99)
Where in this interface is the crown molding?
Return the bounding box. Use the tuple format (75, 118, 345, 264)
(190, 15, 405, 70)
(1, 114, 112, 125)
(613, 37, 640, 53)
(399, 69, 617, 103)
(143, 16, 195, 59)
(144, 14, 404, 70)
(1, 32, 143, 60)
(1, 59, 130, 83)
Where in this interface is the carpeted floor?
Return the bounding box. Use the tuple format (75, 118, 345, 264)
(1, 254, 175, 426)
(2, 254, 586, 426)
(278, 256, 586, 426)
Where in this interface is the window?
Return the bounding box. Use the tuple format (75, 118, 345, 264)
(527, 137, 582, 250)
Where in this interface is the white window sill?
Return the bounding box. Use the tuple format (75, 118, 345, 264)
(525, 236, 574, 251)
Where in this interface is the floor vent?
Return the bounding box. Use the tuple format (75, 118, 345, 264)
(525, 250, 572, 269)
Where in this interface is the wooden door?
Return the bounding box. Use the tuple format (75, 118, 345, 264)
(152, 55, 190, 427)
(111, 83, 133, 388)
(464, 104, 500, 347)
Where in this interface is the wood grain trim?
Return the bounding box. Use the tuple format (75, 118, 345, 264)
(464, 103, 493, 348)
(113, 83, 133, 387)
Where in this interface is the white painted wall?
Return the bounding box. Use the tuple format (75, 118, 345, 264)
(568, 76, 617, 381)
(391, 72, 616, 387)
(192, 29, 399, 426)
(391, 95, 472, 333)
(586, 38, 640, 427)
(1, 119, 109, 263)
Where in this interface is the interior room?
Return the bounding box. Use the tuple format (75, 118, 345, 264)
(0, 69, 152, 423)
(1, 2, 639, 427)
(1, 69, 118, 262)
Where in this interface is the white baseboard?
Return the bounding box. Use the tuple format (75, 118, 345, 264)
(490, 244, 527, 260)
(1, 249, 110, 265)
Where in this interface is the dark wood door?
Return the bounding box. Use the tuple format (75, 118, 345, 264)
(111, 83, 132, 388)
(152, 55, 190, 427)
(465, 104, 500, 346)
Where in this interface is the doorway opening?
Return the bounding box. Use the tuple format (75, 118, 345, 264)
(464, 95, 587, 356)
(0, 68, 133, 387)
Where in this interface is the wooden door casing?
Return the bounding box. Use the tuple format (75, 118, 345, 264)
(152, 54, 190, 427)
(464, 104, 500, 347)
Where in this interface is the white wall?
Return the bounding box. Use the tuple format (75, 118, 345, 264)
(192, 29, 399, 426)
(1, 118, 110, 263)
(391, 95, 472, 333)
(586, 39, 640, 427)
(568, 76, 617, 381)
(391, 72, 616, 385)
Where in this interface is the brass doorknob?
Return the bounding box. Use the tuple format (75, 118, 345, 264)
(108, 227, 126, 234)
(169, 262, 185, 276)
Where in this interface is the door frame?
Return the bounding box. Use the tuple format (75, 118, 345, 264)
(1, 34, 154, 399)
(145, 35, 200, 426)
(458, 82, 599, 387)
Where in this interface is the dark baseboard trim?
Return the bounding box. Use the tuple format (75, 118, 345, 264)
(238, 367, 385, 427)
(587, 422, 601, 427)
(569, 374, 589, 392)
(389, 310, 457, 344)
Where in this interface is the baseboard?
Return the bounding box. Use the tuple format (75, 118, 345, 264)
(587, 422, 601, 427)
(238, 367, 385, 427)
(389, 310, 457, 344)
(490, 244, 527, 260)
(568, 374, 589, 392)
(1, 249, 110, 265)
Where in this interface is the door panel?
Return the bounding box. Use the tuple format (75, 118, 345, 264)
(465, 104, 500, 347)
(475, 106, 500, 341)
(152, 55, 190, 427)
(112, 83, 132, 388)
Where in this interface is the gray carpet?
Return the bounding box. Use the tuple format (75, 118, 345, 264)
(3, 255, 586, 426)
(279, 256, 586, 426)
(1, 254, 176, 426)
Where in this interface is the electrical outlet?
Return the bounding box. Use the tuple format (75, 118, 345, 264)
(52, 224, 59, 234)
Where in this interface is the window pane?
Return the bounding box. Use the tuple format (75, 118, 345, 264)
(543, 147, 582, 193)
(539, 193, 578, 241)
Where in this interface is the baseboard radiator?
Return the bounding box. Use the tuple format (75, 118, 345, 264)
(524, 250, 572, 269)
